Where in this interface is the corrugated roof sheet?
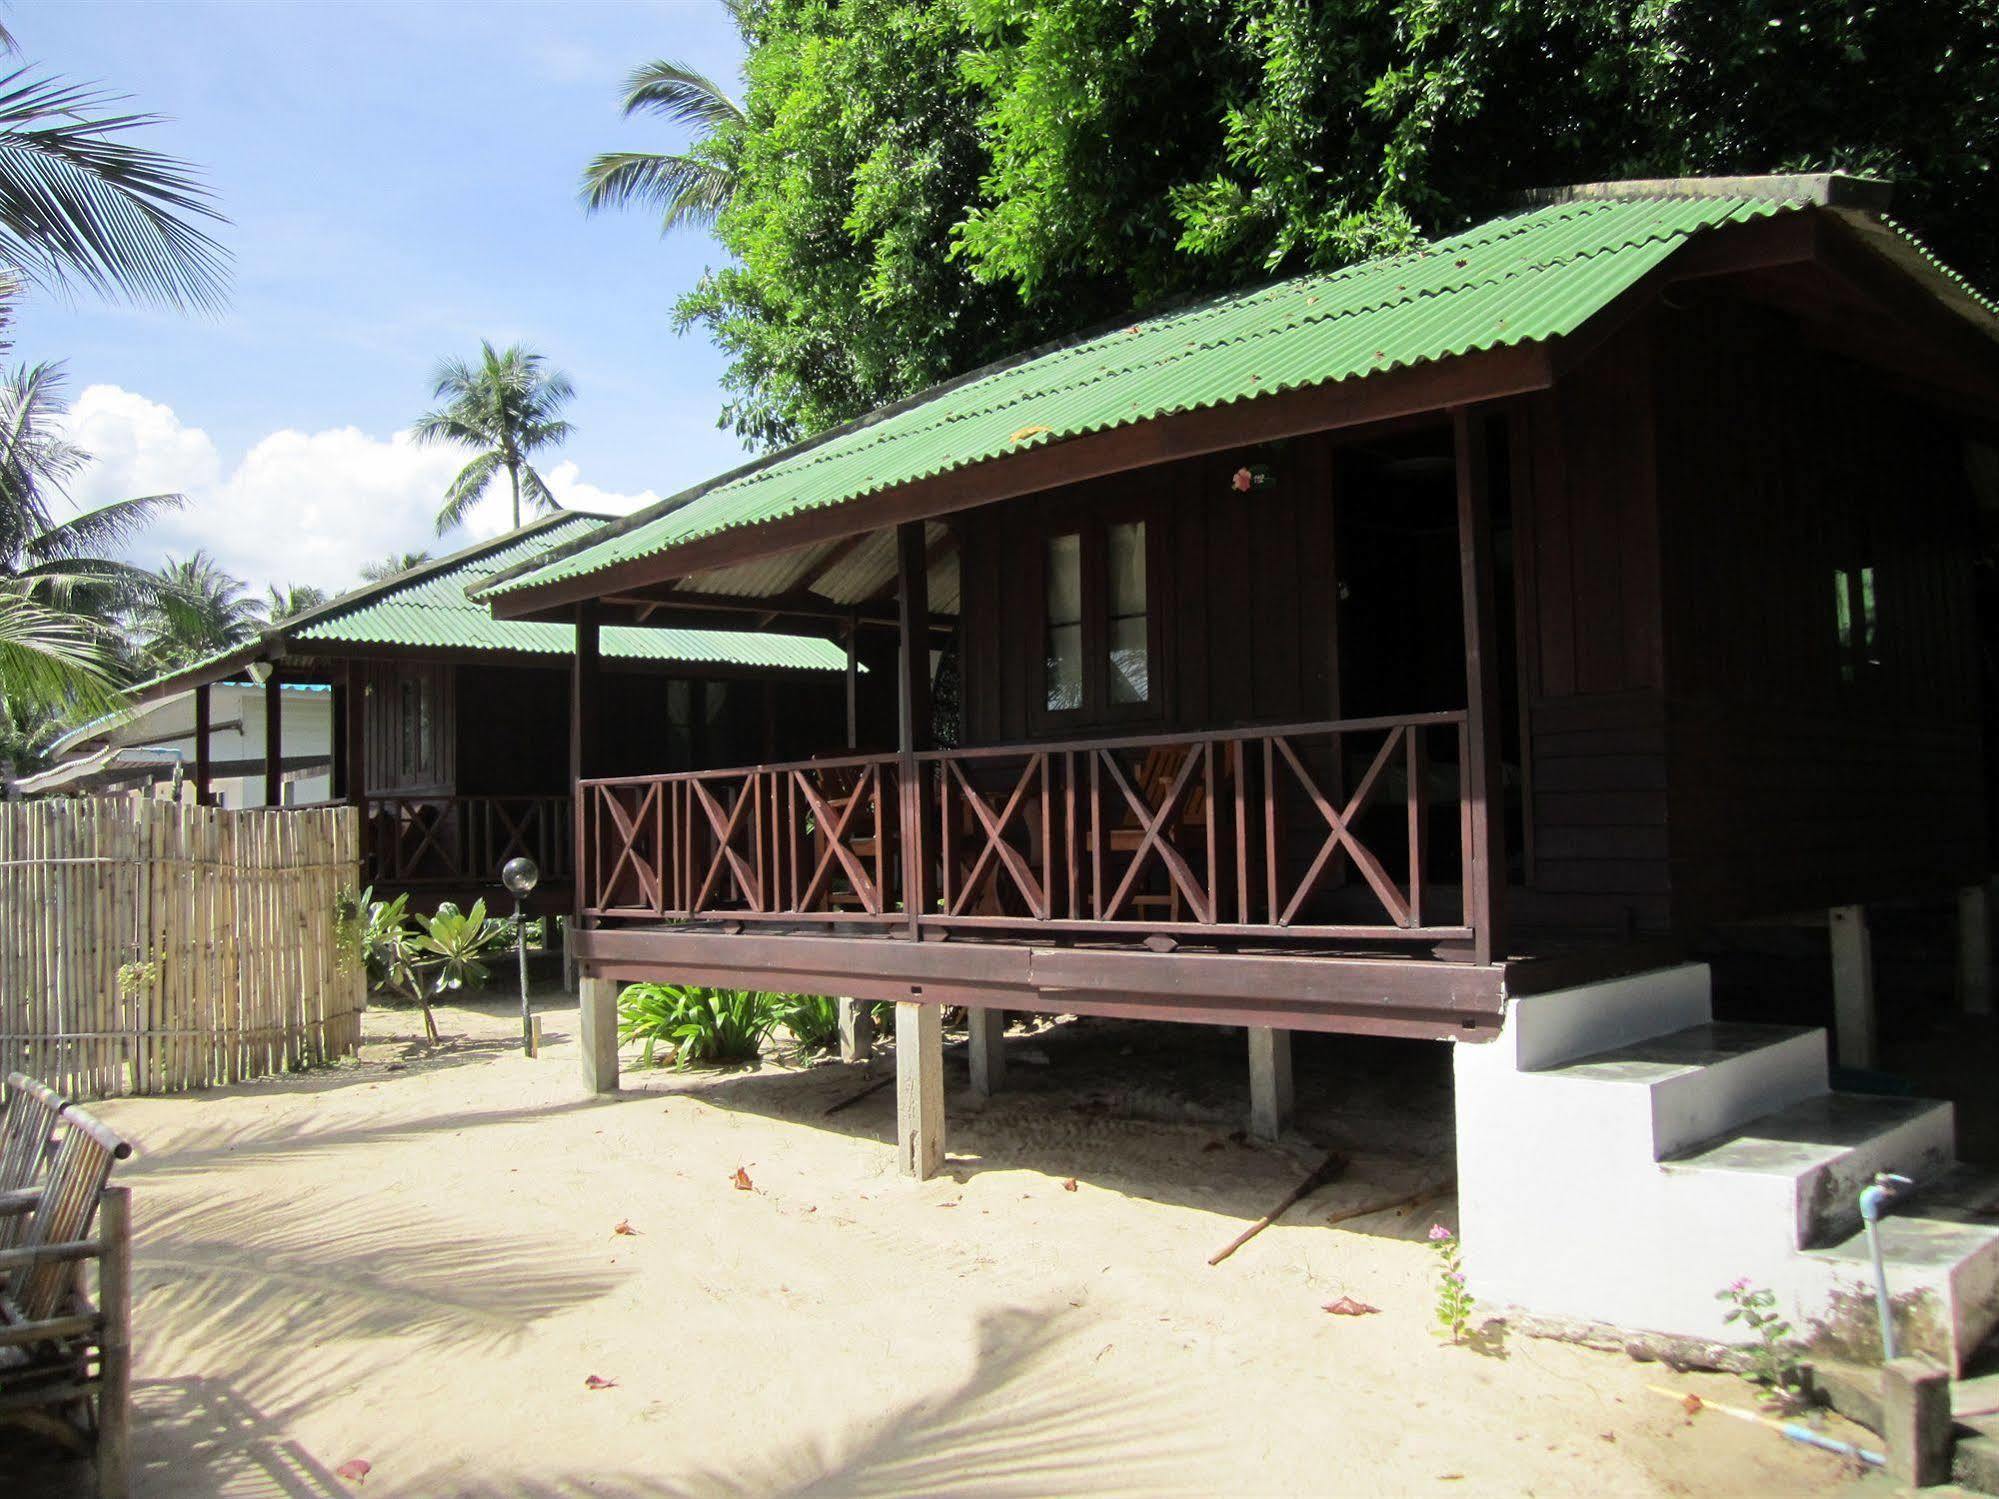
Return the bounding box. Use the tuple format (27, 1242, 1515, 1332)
(295, 514, 846, 671)
(487, 193, 1837, 599)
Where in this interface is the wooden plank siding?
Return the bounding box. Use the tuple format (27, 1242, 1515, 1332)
(1513, 318, 1674, 930)
(1651, 296, 1986, 925)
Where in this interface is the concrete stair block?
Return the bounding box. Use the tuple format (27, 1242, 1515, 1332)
(1531, 1022, 1829, 1158)
(1798, 1212, 1999, 1376)
(1662, 1093, 1957, 1249)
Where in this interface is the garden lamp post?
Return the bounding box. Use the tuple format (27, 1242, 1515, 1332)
(501, 856, 539, 1056)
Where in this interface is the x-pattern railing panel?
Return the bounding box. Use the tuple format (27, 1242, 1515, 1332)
(579, 711, 1473, 945)
(363, 795, 571, 889)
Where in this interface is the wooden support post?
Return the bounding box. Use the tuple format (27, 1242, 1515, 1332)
(1880, 1357, 1953, 1487)
(96, 1183, 131, 1499)
(329, 672, 349, 801)
(895, 522, 931, 942)
(344, 664, 367, 808)
(838, 997, 874, 1063)
(1831, 904, 1877, 1069)
(1959, 882, 1993, 1017)
(572, 602, 602, 944)
(579, 974, 619, 1093)
(1453, 407, 1508, 966)
(895, 1000, 944, 1178)
(844, 613, 860, 751)
(192, 682, 212, 807)
(1248, 1026, 1293, 1142)
(262, 664, 283, 808)
(968, 1007, 1007, 1098)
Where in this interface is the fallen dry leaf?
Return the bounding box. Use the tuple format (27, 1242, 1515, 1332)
(584, 1374, 617, 1391)
(1322, 1296, 1380, 1317)
(612, 1219, 640, 1236)
(1062, 1178, 1079, 1192)
(731, 1167, 754, 1192)
(1682, 1394, 1703, 1417)
(335, 1459, 371, 1484)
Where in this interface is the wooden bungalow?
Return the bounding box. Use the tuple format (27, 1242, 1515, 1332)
(478, 175, 1998, 1227)
(130, 514, 851, 914)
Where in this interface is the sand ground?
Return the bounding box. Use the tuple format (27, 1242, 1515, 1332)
(7, 989, 1875, 1497)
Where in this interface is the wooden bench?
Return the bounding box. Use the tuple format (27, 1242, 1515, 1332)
(0, 1075, 134, 1497)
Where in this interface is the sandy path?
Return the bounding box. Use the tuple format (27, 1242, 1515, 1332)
(10, 994, 1864, 1497)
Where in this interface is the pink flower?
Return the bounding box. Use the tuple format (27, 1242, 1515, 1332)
(1231, 466, 1254, 492)
(1730, 1277, 1751, 1293)
(1428, 1224, 1453, 1242)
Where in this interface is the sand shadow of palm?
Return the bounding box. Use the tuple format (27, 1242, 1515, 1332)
(422, 1305, 1211, 1498)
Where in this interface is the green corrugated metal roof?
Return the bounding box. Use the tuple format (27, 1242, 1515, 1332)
(294, 515, 846, 670)
(487, 193, 1823, 599)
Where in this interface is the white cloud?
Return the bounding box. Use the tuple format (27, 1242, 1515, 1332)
(59, 385, 659, 594)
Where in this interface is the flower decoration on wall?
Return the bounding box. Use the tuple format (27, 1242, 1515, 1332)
(1230, 463, 1276, 493)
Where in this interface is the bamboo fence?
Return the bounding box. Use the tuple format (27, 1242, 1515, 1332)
(0, 799, 367, 1099)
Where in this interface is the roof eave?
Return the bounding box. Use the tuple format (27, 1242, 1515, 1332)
(488, 340, 1559, 620)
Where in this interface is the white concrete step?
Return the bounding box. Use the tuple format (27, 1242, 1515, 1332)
(1661, 1092, 1957, 1249)
(1530, 1022, 1829, 1159)
(1797, 1198, 1999, 1375)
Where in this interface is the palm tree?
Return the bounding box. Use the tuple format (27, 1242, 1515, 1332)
(0, 56, 228, 309)
(264, 581, 327, 622)
(358, 550, 431, 584)
(0, 362, 187, 709)
(131, 550, 261, 671)
(579, 28, 745, 235)
(411, 342, 575, 534)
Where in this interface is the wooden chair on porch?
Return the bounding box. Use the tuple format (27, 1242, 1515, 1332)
(806, 760, 889, 913)
(1085, 743, 1226, 921)
(0, 1083, 134, 1498)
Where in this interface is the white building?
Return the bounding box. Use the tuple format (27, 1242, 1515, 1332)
(16, 681, 333, 807)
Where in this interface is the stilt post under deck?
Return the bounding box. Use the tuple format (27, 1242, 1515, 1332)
(838, 998, 874, 1063)
(1830, 903, 1876, 1069)
(1453, 407, 1508, 965)
(896, 1000, 945, 1178)
(262, 662, 284, 808)
(192, 681, 212, 806)
(1248, 1026, 1293, 1142)
(1958, 882, 1992, 1017)
(579, 975, 620, 1093)
(968, 1007, 1007, 1098)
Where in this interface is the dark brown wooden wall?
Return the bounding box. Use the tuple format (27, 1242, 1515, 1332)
(1513, 319, 1674, 931)
(1652, 297, 1984, 923)
(957, 439, 1340, 744)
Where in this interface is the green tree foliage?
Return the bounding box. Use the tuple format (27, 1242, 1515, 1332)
(358, 550, 431, 584)
(674, 0, 1999, 449)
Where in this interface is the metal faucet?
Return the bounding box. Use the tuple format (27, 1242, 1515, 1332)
(1859, 1172, 1914, 1361)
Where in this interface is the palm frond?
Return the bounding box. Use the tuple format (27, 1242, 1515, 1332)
(579, 150, 735, 231)
(0, 590, 122, 716)
(619, 59, 744, 133)
(435, 450, 502, 535)
(27, 490, 184, 561)
(358, 551, 431, 584)
(0, 68, 229, 310)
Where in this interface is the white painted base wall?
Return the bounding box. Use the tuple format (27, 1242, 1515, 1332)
(1454, 963, 1998, 1372)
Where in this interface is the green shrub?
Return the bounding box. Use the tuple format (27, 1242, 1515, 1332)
(779, 994, 841, 1055)
(412, 899, 510, 992)
(618, 983, 781, 1068)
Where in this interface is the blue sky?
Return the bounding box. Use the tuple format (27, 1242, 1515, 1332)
(11, 0, 751, 591)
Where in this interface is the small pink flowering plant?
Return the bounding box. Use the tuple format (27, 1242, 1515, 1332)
(1428, 1223, 1474, 1345)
